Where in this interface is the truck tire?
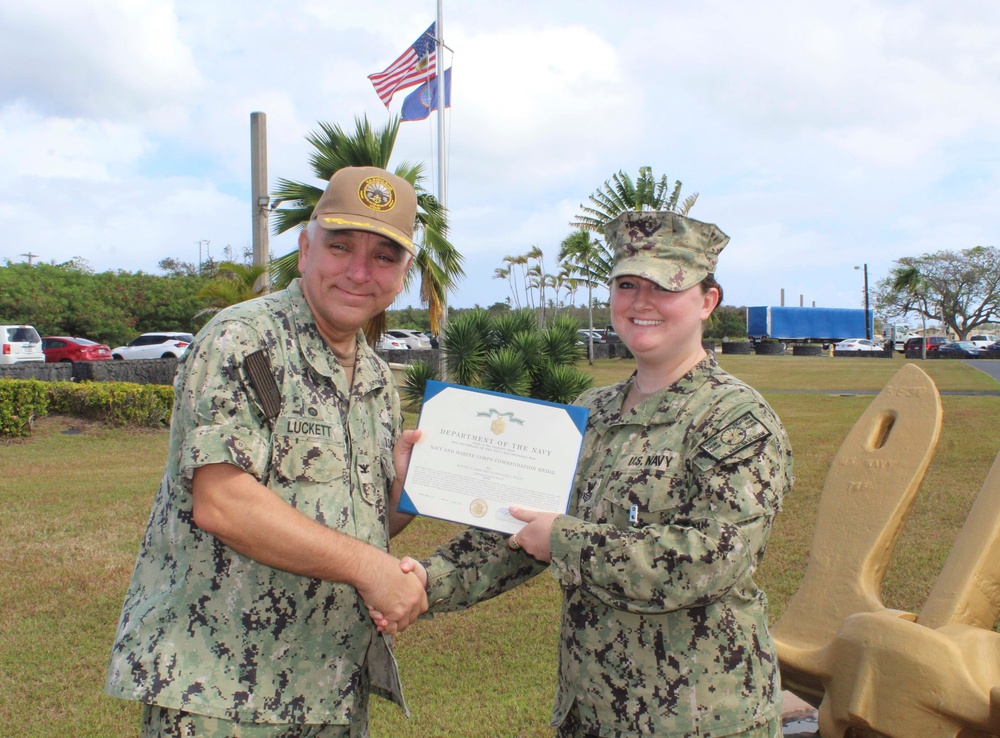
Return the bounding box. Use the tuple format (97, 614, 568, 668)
(754, 343, 785, 355)
(793, 345, 824, 357)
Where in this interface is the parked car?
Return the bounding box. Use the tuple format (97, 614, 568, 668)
(376, 334, 409, 351)
(385, 329, 430, 350)
(0, 324, 45, 364)
(41, 336, 112, 362)
(968, 333, 999, 349)
(903, 336, 949, 353)
(937, 341, 982, 359)
(577, 329, 606, 345)
(987, 341, 1000, 353)
(833, 338, 883, 352)
(111, 332, 194, 360)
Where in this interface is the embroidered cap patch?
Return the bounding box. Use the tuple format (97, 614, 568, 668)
(358, 176, 396, 212)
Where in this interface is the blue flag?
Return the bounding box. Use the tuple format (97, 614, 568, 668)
(401, 67, 451, 122)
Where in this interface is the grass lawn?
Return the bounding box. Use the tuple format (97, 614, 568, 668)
(1, 356, 998, 737)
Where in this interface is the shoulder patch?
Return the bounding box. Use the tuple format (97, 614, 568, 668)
(699, 411, 771, 462)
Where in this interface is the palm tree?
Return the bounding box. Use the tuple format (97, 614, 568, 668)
(890, 265, 929, 359)
(195, 262, 269, 318)
(525, 245, 546, 325)
(499, 254, 526, 309)
(269, 115, 464, 339)
(504, 253, 531, 309)
(556, 265, 579, 308)
(571, 165, 698, 234)
(559, 229, 609, 364)
(492, 266, 518, 309)
(543, 273, 561, 319)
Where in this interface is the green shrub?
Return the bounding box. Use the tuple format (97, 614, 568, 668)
(406, 310, 592, 410)
(399, 360, 438, 411)
(0, 380, 50, 438)
(48, 381, 174, 427)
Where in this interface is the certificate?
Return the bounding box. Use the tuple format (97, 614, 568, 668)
(399, 380, 589, 534)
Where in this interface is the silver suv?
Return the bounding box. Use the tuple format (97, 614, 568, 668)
(111, 332, 194, 360)
(0, 324, 45, 364)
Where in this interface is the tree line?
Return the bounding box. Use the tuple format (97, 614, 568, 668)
(875, 246, 1000, 340)
(0, 261, 212, 347)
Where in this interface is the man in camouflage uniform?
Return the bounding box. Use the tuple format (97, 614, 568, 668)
(106, 167, 428, 738)
(404, 212, 793, 737)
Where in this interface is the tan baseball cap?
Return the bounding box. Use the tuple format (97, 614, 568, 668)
(606, 211, 730, 292)
(310, 166, 418, 256)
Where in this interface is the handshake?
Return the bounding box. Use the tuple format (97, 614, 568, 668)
(360, 504, 559, 635)
(362, 556, 428, 635)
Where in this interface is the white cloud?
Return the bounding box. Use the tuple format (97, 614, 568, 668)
(0, 0, 201, 126)
(0, 103, 151, 180)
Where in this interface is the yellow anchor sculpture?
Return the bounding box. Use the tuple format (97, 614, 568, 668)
(773, 363, 1000, 738)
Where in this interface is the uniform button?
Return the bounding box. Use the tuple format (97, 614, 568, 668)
(235, 439, 246, 450)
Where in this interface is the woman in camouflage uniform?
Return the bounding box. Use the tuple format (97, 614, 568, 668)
(389, 211, 793, 737)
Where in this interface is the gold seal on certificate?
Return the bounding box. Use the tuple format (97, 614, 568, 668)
(398, 381, 589, 534)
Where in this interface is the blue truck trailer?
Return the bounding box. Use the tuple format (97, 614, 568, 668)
(745, 306, 875, 345)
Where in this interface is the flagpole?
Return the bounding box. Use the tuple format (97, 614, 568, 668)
(436, 0, 449, 328)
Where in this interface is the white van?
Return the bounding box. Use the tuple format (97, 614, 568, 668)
(0, 324, 45, 364)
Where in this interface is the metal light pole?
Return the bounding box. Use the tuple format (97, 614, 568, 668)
(250, 111, 270, 293)
(196, 239, 210, 275)
(855, 264, 870, 339)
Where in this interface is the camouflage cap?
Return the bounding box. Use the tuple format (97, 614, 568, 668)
(606, 211, 730, 292)
(311, 166, 418, 256)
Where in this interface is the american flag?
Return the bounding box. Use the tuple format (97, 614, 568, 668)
(368, 23, 438, 108)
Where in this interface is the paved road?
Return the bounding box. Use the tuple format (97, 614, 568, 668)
(966, 359, 1000, 385)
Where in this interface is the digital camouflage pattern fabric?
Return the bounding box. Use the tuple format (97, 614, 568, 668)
(106, 279, 406, 726)
(422, 353, 793, 737)
(606, 211, 730, 292)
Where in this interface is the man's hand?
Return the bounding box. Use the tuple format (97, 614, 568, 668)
(508, 507, 558, 562)
(368, 557, 428, 633)
(356, 552, 428, 635)
(192, 463, 427, 633)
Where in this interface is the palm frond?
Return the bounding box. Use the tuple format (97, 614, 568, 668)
(270, 250, 300, 289)
(481, 347, 531, 397)
(441, 311, 489, 386)
(533, 364, 592, 404)
(400, 360, 439, 411)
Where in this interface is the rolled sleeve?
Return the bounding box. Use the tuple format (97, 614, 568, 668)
(180, 423, 270, 482)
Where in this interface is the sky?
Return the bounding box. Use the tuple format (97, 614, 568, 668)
(2, 0, 999, 316)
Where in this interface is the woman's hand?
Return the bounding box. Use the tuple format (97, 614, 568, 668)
(368, 557, 428, 633)
(508, 507, 558, 562)
(392, 429, 422, 481)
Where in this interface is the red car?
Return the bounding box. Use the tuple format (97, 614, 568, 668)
(41, 336, 113, 362)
